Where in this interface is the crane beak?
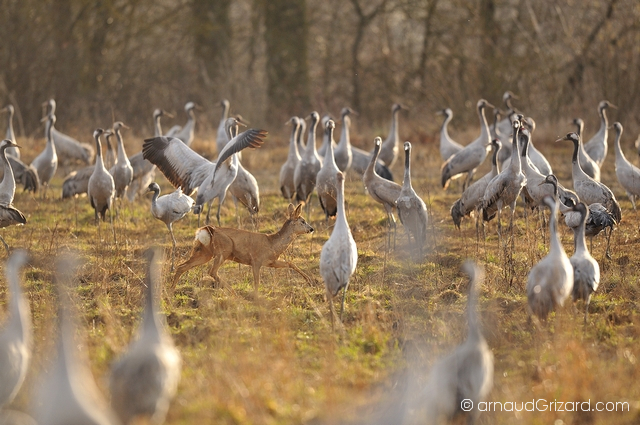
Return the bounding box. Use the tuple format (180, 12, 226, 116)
(235, 116, 249, 126)
(163, 110, 174, 118)
(609, 103, 618, 109)
(485, 102, 496, 109)
(554, 136, 566, 143)
(40, 115, 49, 123)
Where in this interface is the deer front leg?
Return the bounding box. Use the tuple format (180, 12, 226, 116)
(268, 260, 312, 283)
(252, 262, 262, 294)
(173, 247, 213, 288)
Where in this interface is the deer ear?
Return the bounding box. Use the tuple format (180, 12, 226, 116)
(287, 203, 295, 218)
(294, 203, 302, 218)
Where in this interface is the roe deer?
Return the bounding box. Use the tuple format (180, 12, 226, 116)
(173, 203, 314, 291)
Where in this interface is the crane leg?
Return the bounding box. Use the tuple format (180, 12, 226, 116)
(605, 227, 613, 259)
(340, 285, 348, 321)
(327, 288, 335, 332)
(0, 235, 10, 255)
(169, 224, 177, 272)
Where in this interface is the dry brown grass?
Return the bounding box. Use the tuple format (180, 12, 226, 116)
(1, 121, 639, 424)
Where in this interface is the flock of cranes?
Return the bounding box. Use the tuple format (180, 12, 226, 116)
(0, 90, 639, 424)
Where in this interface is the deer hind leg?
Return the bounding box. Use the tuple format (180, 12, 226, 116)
(207, 253, 227, 287)
(252, 262, 262, 294)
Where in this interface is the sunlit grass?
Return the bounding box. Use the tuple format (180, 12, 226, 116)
(0, 129, 639, 424)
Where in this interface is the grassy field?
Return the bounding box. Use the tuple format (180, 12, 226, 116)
(1, 120, 640, 425)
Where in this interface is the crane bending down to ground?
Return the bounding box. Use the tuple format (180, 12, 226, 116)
(109, 248, 181, 425)
(320, 172, 357, 328)
(420, 260, 493, 425)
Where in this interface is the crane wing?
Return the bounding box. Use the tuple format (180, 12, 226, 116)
(213, 128, 267, 176)
(143, 137, 210, 195)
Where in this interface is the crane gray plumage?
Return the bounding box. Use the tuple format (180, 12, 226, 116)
(541, 174, 616, 247)
(0, 250, 31, 409)
(421, 260, 493, 425)
(0, 140, 27, 252)
(194, 118, 266, 225)
(451, 139, 502, 229)
(297, 116, 306, 152)
(3, 157, 39, 195)
(527, 196, 574, 320)
(397, 142, 428, 251)
(437, 108, 463, 161)
(339, 111, 393, 181)
(280, 117, 301, 202)
(519, 128, 556, 210)
(519, 117, 552, 176)
(172, 102, 197, 146)
(294, 112, 323, 204)
(147, 182, 194, 271)
(481, 119, 526, 241)
(87, 129, 115, 223)
(31, 114, 58, 197)
(61, 130, 115, 200)
(557, 132, 621, 224)
(2, 105, 19, 158)
(334, 108, 355, 172)
(216, 116, 260, 217)
(583, 100, 616, 167)
(110, 248, 181, 425)
(376, 103, 405, 167)
(320, 172, 357, 326)
(569, 202, 600, 324)
(34, 254, 120, 425)
(612, 122, 640, 210)
(42, 99, 95, 166)
(441, 99, 493, 190)
(109, 122, 134, 199)
(125, 109, 172, 202)
(364, 137, 402, 248)
(316, 120, 340, 220)
(317, 114, 335, 158)
(229, 160, 260, 217)
(571, 118, 601, 181)
(216, 99, 231, 154)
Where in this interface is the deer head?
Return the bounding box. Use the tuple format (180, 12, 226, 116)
(286, 204, 314, 235)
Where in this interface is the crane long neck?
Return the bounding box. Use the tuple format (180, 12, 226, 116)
(154, 115, 163, 137)
(466, 277, 481, 341)
(6, 259, 30, 342)
(574, 209, 588, 254)
(403, 148, 412, 189)
(325, 127, 337, 166)
(549, 203, 562, 255)
(0, 146, 16, 201)
(339, 116, 351, 148)
(142, 262, 162, 342)
(491, 145, 501, 175)
(221, 103, 229, 121)
(335, 177, 349, 232)
(6, 109, 14, 140)
(45, 119, 56, 155)
(613, 129, 626, 163)
(150, 188, 160, 206)
(510, 128, 521, 172)
(477, 106, 491, 146)
(441, 112, 451, 134)
(115, 129, 127, 162)
(571, 139, 588, 179)
(368, 145, 380, 174)
(388, 109, 399, 142)
(306, 118, 318, 156)
(94, 136, 106, 170)
(288, 124, 300, 160)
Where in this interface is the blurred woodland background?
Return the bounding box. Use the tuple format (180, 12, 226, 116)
(1, 0, 639, 138)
